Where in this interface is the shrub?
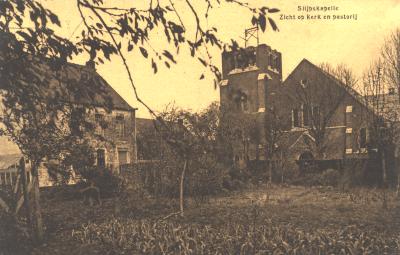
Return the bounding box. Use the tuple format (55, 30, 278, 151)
(291, 168, 341, 187)
(79, 166, 122, 198)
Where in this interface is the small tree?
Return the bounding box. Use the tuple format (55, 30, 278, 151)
(156, 103, 223, 216)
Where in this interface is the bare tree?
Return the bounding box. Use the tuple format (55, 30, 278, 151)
(362, 59, 399, 208)
(382, 28, 400, 100)
(381, 28, 400, 197)
(264, 102, 288, 184)
(291, 63, 358, 160)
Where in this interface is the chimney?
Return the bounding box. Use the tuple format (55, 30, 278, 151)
(85, 59, 96, 70)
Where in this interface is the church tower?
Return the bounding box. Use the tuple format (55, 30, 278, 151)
(219, 44, 282, 166)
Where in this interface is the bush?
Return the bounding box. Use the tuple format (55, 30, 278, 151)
(79, 166, 122, 198)
(291, 168, 341, 187)
(318, 168, 341, 186)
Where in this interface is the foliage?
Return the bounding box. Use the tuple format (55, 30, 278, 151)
(72, 217, 400, 255)
(218, 104, 259, 165)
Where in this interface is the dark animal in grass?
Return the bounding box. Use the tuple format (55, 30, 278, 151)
(80, 181, 101, 206)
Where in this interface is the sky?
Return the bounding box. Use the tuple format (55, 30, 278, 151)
(40, 0, 400, 118)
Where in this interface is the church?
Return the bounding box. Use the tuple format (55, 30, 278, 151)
(219, 43, 398, 181)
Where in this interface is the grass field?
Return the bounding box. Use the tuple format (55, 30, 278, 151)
(8, 185, 400, 254)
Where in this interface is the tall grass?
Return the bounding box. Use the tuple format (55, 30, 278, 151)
(72, 218, 399, 254)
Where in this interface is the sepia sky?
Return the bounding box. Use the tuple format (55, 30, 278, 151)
(42, 0, 400, 118)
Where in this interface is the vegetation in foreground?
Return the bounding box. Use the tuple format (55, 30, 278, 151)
(1, 185, 397, 255)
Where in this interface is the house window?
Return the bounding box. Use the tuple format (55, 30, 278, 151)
(346, 105, 353, 113)
(359, 128, 367, 149)
(97, 149, 105, 167)
(118, 149, 129, 166)
(115, 114, 125, 137)
(292, 108, 300, 128)
(95, 113, 105, 135)
(346, 128, 353, 134)
(345, 148, 353, 154)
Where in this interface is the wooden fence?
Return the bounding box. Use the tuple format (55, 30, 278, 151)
(0, 158, 32, 215)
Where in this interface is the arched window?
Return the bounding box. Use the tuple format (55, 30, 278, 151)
(240, 93, 248, 111)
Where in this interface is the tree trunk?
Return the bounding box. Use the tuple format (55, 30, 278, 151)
(381, 150, 388, 210)
(397, 169, 400, 198)
(269, 160, 272, 184)
(396, 156, 400, 198)
(31, 162, 44, 243)
(19, 158, 32, 233)
(180, 159, 187, 217)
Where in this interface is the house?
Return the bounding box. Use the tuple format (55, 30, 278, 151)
(0, 59, 138, 187)
(219, 44, 399, 181)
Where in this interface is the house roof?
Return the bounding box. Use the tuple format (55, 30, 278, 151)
(0, 153, 21, 170)
(136, 118, 156, 134)
(0, 136, 20, 156)
(0, 52, 135, 112)
(59, 62, 134, 111)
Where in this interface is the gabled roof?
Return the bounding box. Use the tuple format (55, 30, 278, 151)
(283, 59, 373, 113)
(60, 62, 134, 111)
(0, 153, 21, 170)
(0, 136, 20, 157)
(0, 52, 134, 112)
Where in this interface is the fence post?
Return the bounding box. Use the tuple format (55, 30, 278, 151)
(20, 157, 32, 230)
